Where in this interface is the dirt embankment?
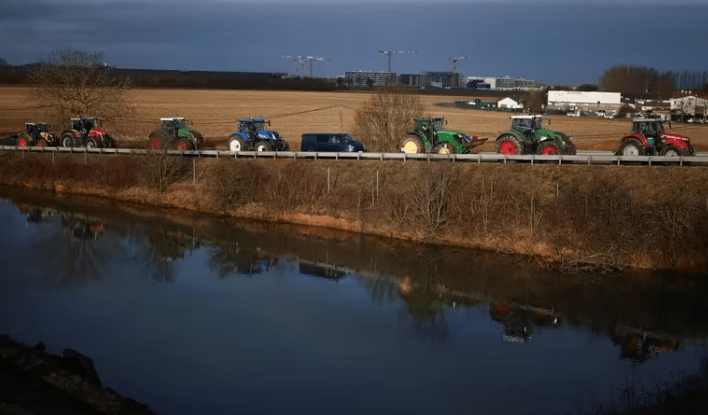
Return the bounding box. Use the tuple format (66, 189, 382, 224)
(1, 150, 707, 272)
(0, 335, 156, 415)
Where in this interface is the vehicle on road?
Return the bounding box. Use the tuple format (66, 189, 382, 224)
(495, 114, 576, 156)
(300, 133, 365, 152)
(148, 117, 204, 151)
(617, 116, 695, 157)
(17, 122, 59, 148)
(61, 117, 115, 149)
(400, 117, 485, 154)
(228, 118, 289, 152)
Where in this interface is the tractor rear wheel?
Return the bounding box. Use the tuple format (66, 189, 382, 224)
(619, 138, 645, 156)
(255, 141, 272, 152)
(17, 133, 31, 147)
(85, 138, 98, 149)
(400, 135, 424, 154)
(36, 139, 49, 148)
(537, 141, 561, 155)
(148, 134, 162, 150)
(496, 134, 523, 155)
(228, 135, 246, 152)
(434, 143, 453, 155)
(175, 138, 193, 151)
(62, 133, 74, 148)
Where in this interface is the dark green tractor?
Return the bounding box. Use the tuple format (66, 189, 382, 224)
(148, 117, 205, 151)
(495, 115, 576, 155)
(400, 117, 485, 155)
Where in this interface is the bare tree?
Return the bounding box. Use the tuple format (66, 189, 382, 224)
(28, 48, 135, 137)
(353, 87, 424, 152)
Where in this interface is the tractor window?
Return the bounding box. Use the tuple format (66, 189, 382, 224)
(533, 118, 543, 129)
(254, 122, 265, 131)
(432, 120, 443, 131)
(174, 119, 186, 129)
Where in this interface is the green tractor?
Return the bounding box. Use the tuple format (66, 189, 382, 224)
(148, 117, 205, 151)
(400, 117, 485, 155)
(495, 115, 576, 155)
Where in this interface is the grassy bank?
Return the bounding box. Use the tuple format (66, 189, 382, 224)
(1, 150, 707, 272)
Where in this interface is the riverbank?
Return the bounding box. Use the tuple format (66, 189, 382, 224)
(1, 150, 707, 272)
(0, 335, 156, 415)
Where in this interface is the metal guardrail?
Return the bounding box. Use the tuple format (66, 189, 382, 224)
(2, 145, 708, 166)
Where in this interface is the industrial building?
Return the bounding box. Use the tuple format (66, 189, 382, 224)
(421, 71, 466, 89)
(344, 71, 397, 87)
(546, 91, 622, 112)
(466, 76, 541, 91)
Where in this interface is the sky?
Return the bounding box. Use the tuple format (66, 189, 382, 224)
(1, 0, 707, 85)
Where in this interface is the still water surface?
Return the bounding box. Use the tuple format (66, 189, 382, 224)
(1, 186, 707, 415)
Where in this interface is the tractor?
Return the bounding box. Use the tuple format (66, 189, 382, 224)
(148, 117, 205, 151)
(17, 122, 59, 148)
(495, 115, 576, 155)
(399, 117, 485, 154)
(228, 118, 289, 152)
(617, 116, 695, 157)
(61, 117, 115, 148)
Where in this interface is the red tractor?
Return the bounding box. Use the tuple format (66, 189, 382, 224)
(16, 122, 59, 148)
(61, 117, 116, 149)
(617, 116, 695, 157)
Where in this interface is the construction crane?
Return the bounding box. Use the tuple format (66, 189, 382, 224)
(282, 55, 306, 77)
(450, 56, 471, 73)
(303, 56, 328, 77)
(378, 50, 419, 73)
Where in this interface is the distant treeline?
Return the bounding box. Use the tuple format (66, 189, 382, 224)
(600, 65, 708, 98)
(0, 65, 346, 91)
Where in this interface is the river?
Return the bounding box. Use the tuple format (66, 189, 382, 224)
(1, 185, 707, 415)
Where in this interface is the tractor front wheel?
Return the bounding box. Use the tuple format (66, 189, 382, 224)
(561, 136, 577, 155)
(85, 138, 98, 149)
(62, 134, 74, 148)
(36, 139, 49, 148)
(434, 143, 452, 155)
(175, 138, 193, 151)
(228, 135, 246, 152)
(17, 133, 31, 147)
(496, 135, 523, 155)
(537, 141, 561, 155)
(618, 138, 645, 156)
(255, 141, 272, 152)
(400, 135, 424, 154)
(279, 139, 290, 151)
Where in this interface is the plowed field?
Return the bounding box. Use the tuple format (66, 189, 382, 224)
(2, 86, 707, 152)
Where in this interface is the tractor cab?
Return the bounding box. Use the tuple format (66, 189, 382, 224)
(511, 115, 543, 138)
(161, 117, 188, 132)
(70, 117, 99, 137)
(630, 117, 664, 147)
(26, 122, 49, 136)
(237, 118, 269, 139)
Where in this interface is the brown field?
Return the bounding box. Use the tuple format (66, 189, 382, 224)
(2, 85, 708, 152)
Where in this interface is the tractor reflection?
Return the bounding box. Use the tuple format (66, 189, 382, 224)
(611, 322, 679, 364)
(489, 299, 560, 343)
(18, 204, 56, 225)
(60, 213, 105, 240)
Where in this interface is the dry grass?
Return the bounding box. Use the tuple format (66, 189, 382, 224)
(3, 85, 707, 152)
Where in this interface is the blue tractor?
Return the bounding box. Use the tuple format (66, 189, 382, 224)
(227, 118, 289, 152)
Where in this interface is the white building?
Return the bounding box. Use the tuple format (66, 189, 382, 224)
(671, 96, 707, 117)
(497, 97, 523, 110)
(547, 91, 622, 111)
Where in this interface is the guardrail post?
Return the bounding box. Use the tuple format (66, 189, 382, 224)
(327, 168, 330, 193)
(193, 158, 196, 184)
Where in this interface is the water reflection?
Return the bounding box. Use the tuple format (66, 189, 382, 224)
(2, 187, 708, 414)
